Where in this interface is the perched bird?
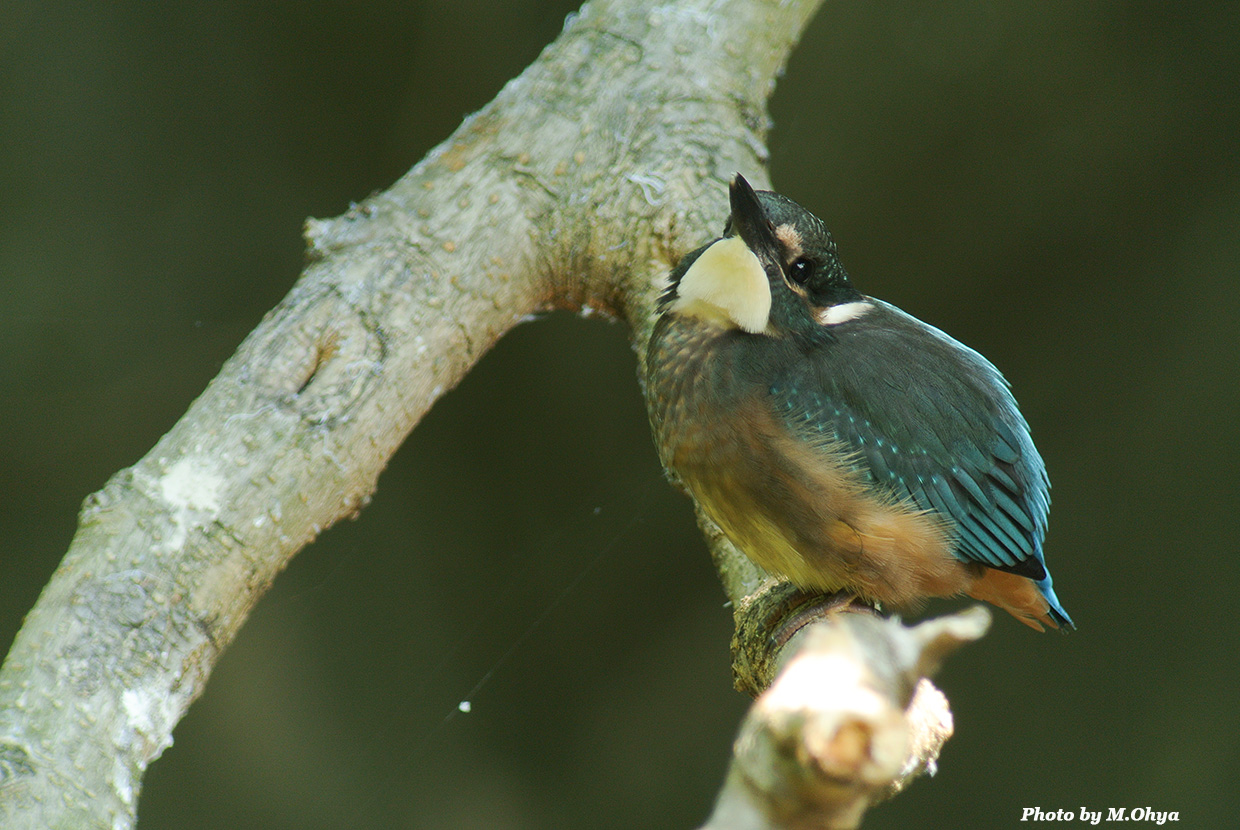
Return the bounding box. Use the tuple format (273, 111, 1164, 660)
(646, 175, 1072, 631)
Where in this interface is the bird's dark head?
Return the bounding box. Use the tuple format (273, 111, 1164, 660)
(664, 175, 867, 337)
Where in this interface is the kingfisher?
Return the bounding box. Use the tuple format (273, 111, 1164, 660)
(646, 175, 1072, 631)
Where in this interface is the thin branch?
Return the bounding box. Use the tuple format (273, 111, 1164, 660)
(702, 608, 991, 830)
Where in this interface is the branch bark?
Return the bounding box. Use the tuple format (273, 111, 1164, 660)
(0, 1, 983, 827)
(702, 607, 991, 830)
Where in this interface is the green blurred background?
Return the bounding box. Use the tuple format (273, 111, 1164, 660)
(3, 1, 1237, 827)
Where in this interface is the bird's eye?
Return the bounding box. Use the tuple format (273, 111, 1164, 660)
(788, 257, 815, 285)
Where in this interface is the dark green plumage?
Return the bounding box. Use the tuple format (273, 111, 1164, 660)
(767, 304, 1050, 579)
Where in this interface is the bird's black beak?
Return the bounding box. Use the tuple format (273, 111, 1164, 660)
(728, 174, 779, 257)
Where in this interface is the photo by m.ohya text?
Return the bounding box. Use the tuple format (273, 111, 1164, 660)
(1022, 807, 1178, 824)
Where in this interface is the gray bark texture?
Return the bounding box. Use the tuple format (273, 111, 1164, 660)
(0, 1, 984, 827)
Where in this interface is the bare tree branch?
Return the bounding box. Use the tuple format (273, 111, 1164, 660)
(702, 608, 991, 830)
(0, 1, 989, 827)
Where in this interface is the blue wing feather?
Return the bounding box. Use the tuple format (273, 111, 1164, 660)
(769, 299, 1052, 583)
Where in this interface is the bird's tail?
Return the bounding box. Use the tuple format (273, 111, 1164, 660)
(967, 569, 1075, 632)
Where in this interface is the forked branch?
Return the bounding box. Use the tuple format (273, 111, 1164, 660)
(0, 2, 986, 828)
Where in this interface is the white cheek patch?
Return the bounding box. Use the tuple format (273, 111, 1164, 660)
(671, 237, 772, 334)
(815, 301, 873, 326)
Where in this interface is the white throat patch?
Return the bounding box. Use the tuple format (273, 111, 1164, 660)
(671, 237, 771, 334)
(815, 301, 873, 326)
